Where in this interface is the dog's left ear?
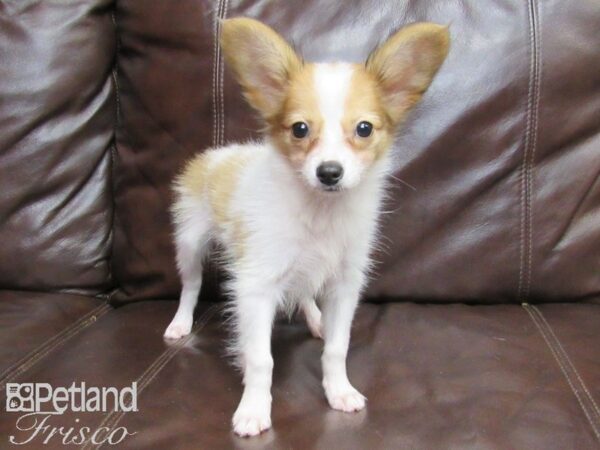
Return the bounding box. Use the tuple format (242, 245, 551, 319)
(367, 23, 450, 124)
(220, 18, 302, 121)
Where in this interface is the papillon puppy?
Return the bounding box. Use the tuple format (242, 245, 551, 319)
(164, 18, 449, 437)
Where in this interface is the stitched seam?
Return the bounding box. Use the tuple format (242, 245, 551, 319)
(0, 304, 111, 390)
(523, 304, 600, 442)
(85, 305, 219, 450)
(108, 4, 121, 301)
(212, 0, 224, 147)
(0, 303, 110, 385)
(211, 0, 218, 146)
(523, 304, 600, 441)
(218, 0, 229, 146)
(532, 305, 600, 420)
(81, 304, 220, 450)
(517, 3, 534, 301)
(525, 0, 541, 300)
(518, 0, 541, 302)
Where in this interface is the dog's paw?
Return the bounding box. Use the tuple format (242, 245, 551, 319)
(324, 380, 366, 413)
(163, 316, 192, 340)
(232, 405, 271, 437)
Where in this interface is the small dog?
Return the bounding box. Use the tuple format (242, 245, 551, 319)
(164, 18, 449, 437)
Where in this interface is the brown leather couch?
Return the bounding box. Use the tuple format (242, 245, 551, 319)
(1, 1, 599, 449)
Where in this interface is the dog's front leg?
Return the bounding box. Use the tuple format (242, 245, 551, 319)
(321, 267, 366, 413)
(231, 286, 278, 437)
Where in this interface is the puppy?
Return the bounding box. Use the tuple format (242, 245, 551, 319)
(164, 18, 449, 437)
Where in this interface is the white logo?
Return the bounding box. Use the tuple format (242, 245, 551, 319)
(5, 382, 138, 446)
(6, 382, 138, 414)
(6, 383, 35, 412)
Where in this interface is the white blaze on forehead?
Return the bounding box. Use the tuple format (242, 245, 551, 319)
(313, 63, 355, 140)
(307, 63, 364, 189)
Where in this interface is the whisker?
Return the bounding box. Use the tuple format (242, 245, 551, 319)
(389, 174, 417, 191)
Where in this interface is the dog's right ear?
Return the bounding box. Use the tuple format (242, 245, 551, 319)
(220, 18, 302, 120)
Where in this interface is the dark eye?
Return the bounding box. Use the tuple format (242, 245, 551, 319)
(356, 121, 373, 138)
(292, 122, 309, 139)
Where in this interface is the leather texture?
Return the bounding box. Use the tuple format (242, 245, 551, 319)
(0, 291, 104, 383)
(0, 0, 599, 448)
(109, 0, 600, 303)
(0, 298, 599, 449)
(0, 0, 115, 295)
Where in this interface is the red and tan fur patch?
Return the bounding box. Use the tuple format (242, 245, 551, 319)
(176, 150, 252, 257)
(220, 18, 449, 173)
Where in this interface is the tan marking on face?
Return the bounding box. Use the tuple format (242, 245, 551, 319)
(342, 66, 394, 163)
(272, 62, 396, 176)
(270, 64, 323, 165)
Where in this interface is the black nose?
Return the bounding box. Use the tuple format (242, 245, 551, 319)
(316, 161, 344, 186)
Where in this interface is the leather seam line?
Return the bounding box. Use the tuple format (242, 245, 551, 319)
(0, 303, 112, 391)
(80, 304, 220, 450)
(531, 305, 600, 420)
(518, 0, 541, 302)
(212, 0, 228, 147)
(523, 304, 600, 442)
(219, 0, 229, 147)
(107, 3, 121, 301)
(210, 0, 228, 288)
(211, 0, 220, 146)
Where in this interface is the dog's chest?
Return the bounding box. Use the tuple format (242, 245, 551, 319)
(280, 213, 351, 298)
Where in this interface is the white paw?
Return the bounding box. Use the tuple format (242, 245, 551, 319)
(232, 404, 271, 437)
(163, 316, 192, 340)
(324, 380, 366, 412)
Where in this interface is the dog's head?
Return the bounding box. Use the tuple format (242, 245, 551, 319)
(220, 18, 449, 192)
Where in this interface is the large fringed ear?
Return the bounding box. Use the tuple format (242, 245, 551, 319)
(220, 18, 302, 120)
(366, 23, 450, 124)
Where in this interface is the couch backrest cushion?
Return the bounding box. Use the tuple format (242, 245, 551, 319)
(0, 0, 115, 295)
(110, 0, 600, 303)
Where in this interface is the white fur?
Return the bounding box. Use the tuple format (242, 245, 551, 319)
(302, 64, 366, 190)
(165, 63, 391, 437)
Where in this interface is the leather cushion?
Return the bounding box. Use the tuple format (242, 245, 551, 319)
(1, 300, 598, 448)
(0, 0, 116, 294)
(110, 0, 600, 303)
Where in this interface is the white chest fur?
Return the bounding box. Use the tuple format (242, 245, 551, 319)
(223, 145, 386, 304)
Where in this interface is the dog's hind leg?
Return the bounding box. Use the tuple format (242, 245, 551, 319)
(301, 298, 322, 339)
(164, 199, 212, 340)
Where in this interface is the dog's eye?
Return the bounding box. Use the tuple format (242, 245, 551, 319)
(292, 122, 309, 139)
(356, 121, 373, 138)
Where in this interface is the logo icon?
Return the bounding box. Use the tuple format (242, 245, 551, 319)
(5, 383, 34, 412)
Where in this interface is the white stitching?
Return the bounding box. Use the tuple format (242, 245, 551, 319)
(83, 304, 221, 450)
(524, 0, 542, 299)
(218, 0, 229, 146)
(523, 304, 600, 442)
(533, 305, 600, 421)
(518, 0, 542, 301)
(0, 304, 111, 390)
(212, 0, 223, 147)
(518, 0, 535, 301)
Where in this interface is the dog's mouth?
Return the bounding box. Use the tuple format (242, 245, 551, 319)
(321, 185, 343, 193)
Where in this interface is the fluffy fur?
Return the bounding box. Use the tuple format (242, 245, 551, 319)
(164, 18, 449, 437)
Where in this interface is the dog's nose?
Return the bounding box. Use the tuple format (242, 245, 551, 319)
(316, 161, 344, 186)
